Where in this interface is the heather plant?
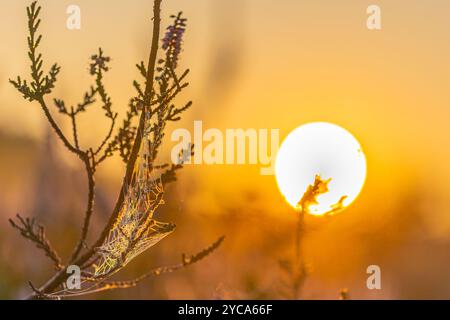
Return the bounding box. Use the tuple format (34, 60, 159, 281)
(278, 175, 339, 299)
(9, 0, 223, 299)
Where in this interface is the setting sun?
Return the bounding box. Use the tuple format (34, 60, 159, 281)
(275, 122, 367, 215)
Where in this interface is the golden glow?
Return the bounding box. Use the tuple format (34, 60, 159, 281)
(275, 122, 367, 215)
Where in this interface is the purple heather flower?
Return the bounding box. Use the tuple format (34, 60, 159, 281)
(161, 12, 187, 67)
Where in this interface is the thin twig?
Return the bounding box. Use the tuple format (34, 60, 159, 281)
(87, 0, 163, 256)
(70, 150, 96, 261)
(69, 107, 80, 149)
(292, 209, 305, 299)
(9, 214, 63, 270)
(28, 0, 164, 297)
(61, 236, 225, 297)
(38, 97, 83, 158)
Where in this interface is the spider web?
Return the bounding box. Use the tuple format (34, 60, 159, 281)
(94, 120, 175, 278)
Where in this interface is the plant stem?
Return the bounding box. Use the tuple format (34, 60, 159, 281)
(37, 97, 82, 158)
(70, 150, 95, 261)
(293, 209, 305, 299)
(25, 0, 163, 299)
(91, 0, 162, 253)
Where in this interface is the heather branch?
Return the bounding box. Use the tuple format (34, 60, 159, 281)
(70, 149, 96, 261)
(88, 0, 163, 255)
(28, 281, 60, 300)
(10, 1, 61, 101)
(54, 49, 117, 261)
(75, 86, 97, 114)
(10, 1, 81, 158)
(9, 214, 62, 270)
(167, 101, 192, 121)
(90, 48, 118, 157)
(23, 0, 165, 298)
(69, 107, 80, 149)
(37, 97, 82, 156)
(62, 236, 225, 297)
(153, 69, 190, 106)
(94, 115, 117, 158)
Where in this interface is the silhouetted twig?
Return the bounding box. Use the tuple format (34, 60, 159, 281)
(9, 214, 62, 270)
(10, 0, 222, 299)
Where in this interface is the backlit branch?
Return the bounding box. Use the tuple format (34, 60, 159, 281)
(60, 236, 225, 297)
(9, 214, 62, 270)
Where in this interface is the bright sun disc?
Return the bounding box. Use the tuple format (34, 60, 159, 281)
(275, 122, 367, 215)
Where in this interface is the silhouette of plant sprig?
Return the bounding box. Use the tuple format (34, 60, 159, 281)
(10, 0, 223, 299)
(9, 214, 62, 271)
